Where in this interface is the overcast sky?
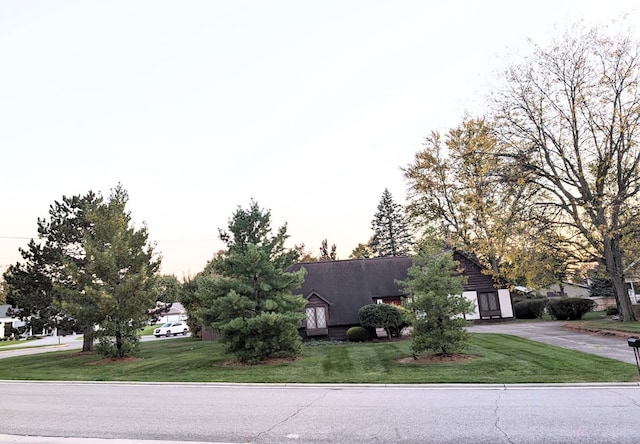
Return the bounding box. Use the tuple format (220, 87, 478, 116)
(1, 1, 638, 278)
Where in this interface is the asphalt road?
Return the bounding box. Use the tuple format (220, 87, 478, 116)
(0, 333, 188, 360)
(2, 381, 640, 443)
(2, 323, 640, 443)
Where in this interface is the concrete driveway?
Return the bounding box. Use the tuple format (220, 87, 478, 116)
(467, 321, 638, 365)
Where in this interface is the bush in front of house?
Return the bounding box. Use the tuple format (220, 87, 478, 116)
(546, 298, 596, 320)
(358, 303, 406, 339)
(605, 306, 619, 316)
(346, 326, 369, 342)
(389, 305, 411, 337)
(513, 299, 547, 319)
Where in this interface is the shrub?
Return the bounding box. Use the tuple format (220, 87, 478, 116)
(546, 298, 596, 320)
(513, 299, 547, 319)
(358, 303, 406, 339)
(389, 305, 411, 337)
(346, 326, 369, 342)
(605, 306, 619, 316)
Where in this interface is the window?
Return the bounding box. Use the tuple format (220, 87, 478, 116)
(306, 306, 327, 329)
(478, 291, 501, 318)
(304, 292, 330, 336)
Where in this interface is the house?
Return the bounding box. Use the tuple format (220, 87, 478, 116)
(289, 253, 513, 341)
(158, 302, 188, 324)
(536, 281, 617, 311)
(152, 302, 188, 324)
(0, 304, 25, 338)
(538, 282, 591, 299)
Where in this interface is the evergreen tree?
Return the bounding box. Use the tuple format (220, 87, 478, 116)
(3, 192, 102, 350)
(195, 201, 306, 364)
(398, 239, 474, 356)
(63, 185, 160, 358)
(371, 189, 412, 257)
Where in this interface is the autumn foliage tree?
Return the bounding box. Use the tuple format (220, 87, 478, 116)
(403, 118, 537, 283)
(319, 239, 337, 261)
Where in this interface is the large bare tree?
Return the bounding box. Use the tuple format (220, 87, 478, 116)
(495, 25, 640, 321)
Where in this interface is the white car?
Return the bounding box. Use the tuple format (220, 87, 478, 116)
(154, 321, 189, 337)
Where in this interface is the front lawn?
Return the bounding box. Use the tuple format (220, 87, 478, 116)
(0, 333, 637, 383)
(566, 311, 640, 334)
(140, 323, 162, 336)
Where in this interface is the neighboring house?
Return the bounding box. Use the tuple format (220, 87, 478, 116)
(537, 282, 618, 311)
(289, 253, 513, 341)
(156, 302, 188, 324)
(0, 304, 25, 338)
(538, 282, 591, 299)
(624, 260, 640, 304)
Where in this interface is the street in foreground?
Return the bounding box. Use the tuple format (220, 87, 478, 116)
(2, 381, 640, 443)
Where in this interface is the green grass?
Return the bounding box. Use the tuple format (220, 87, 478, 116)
(0, 333, 637, 383)
(140, 324, 162, 336)
(567, 311, 640, 334)
(509, 310, 640, 334)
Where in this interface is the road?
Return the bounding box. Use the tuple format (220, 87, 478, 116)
(2, 381, 640, 443)
(2, 322, 639, 443)
(0, 333, 187, 360)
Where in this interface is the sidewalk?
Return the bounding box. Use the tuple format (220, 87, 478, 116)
(2, 334, 82, 348)
(0, 435, 233, 444)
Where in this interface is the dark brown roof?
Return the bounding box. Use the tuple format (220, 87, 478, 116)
(288, 256, 412, 326)
(289, 252, 503, 328)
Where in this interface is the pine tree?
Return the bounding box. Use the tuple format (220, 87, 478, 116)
(60, 185, 160, 358)
(398, 239, 474, 356)
(371, 189, 413, 257)
(3, 192, 102, 351)
(195, 201, 306, 364)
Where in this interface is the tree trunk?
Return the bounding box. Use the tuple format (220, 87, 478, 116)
(604, 237, 636, 322)
(81, 326, 94, 352)
(116, 330, 123, 357)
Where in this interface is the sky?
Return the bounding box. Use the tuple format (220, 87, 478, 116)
(1, 0, 639, 278)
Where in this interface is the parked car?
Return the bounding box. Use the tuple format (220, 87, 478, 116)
(154, 321, 189, 337)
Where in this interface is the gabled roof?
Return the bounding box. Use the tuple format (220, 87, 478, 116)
(288, 256, 412, 326)
(453, 251, 504, 290)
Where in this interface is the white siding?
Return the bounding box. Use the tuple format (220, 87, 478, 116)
(498, 289, 513, 318)
(464, 291, 480, 320)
